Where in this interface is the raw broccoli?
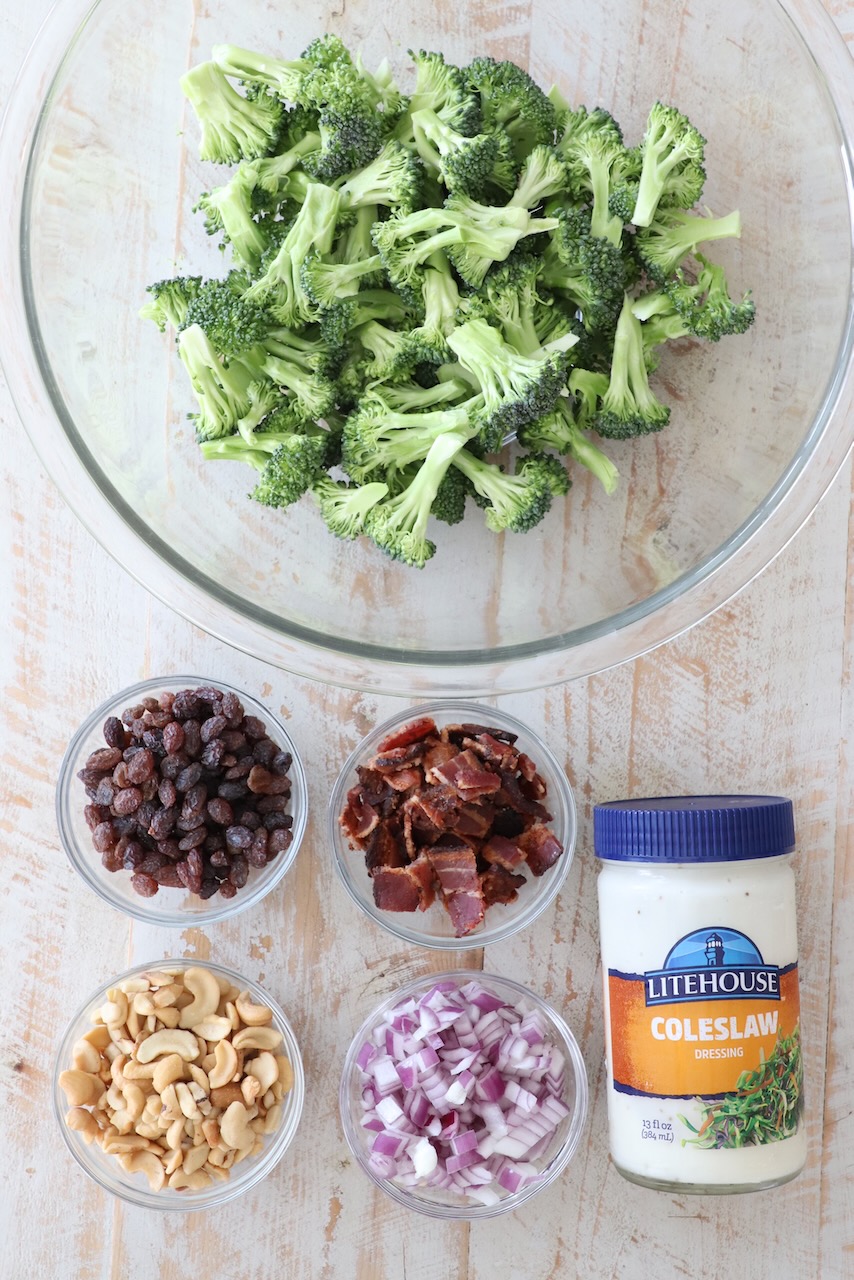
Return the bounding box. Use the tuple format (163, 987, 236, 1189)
(508, 145, 569, 209)
(180, 62, 283, 164)
(353, 319, 421, 380)
(177, 324, 258, 440)
(431, 464, 471, 524)
(302, 63, 393, 181)
(200, 421, 333, 507)
(466, 56, 558, 161)
(664, 253, 756, 340)
(247, 181, 342, 325)
(447, 317, 566, 449)
(259, 332, 338, 419)
(311, 474, 389, 538)
(631, 101, 707, 228)
(556, 107, 632, 244)
(403, 254, 460, 363)
(519, 396, 619, 493)
(181, 276, 272, 356)
(411, 108, 501, 197)
(139, 277, 202, 331)
(568, 367, 610, 429)
(194, 168, 270, 270)
(370, 376, 472, 412)
(398, 50, 481, 138)
(363, 427, 472, 566)
(211, 43, 312, 100)
(300, 252, 385, 307)
(452, 448, 569, 533)
(337, 139, 424, 212)
(341, 392, 479, 483)
(541, 208, 627, 334)
(593, 293, 671, 438)
(634, 206, 742, 284)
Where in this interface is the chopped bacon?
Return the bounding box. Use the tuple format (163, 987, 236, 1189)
(364, 820, 407, 872)
(480, 866, 526, 907)
(377, 717, 437, 753)
(481, 834, 526, 872)
(372, 867, 423, 913)
(383, 765, 423, 793)
(518, 824, 563, 876)
(339, 785, 379, 846)
(340, 714, 564, 938)
(431, 749, 503, 800)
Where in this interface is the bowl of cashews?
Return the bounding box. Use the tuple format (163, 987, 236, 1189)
(53, 960, 305, 1209)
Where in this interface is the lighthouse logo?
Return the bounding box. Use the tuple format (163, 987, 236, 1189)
(643, 927, 781, 1006)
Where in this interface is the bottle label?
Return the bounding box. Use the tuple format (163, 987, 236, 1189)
(607, 926, 802, 1147)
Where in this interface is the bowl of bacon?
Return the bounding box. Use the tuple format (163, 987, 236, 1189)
(328, 702, 577, 950)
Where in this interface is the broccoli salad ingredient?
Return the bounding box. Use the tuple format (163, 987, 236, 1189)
(143, 37, 755, 568)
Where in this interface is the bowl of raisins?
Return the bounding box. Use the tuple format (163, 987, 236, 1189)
(56, 676, 307, 926)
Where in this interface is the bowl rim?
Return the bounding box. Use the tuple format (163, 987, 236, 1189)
(52, 957, 306, 1211)
(2, 0, 853, 695)
(338, 967, 589, 1219)
(55, 673, 308, 927)
(327, 700, 577, 951)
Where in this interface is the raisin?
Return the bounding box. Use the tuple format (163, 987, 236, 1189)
(248, 829, 269, 867)
(103, 717, 127, 749)
(225, 825, 252, 850)
(238, 810, 261, 831)
(85, 747, 123, 773)
(224, 761, 252, 781)
(148, 806, 177, 841)
(256, 794, 288, 814)
(130, 873, 159, 897)
(247, 765, 291, 796)
(94, 778, 116, 806)
(162, 721, 185, 755)
(218, 879, 237, 899)
(127, 750, 155, 784)
(209, 849, 230, 868)
(182, 721, 202, 758)
(178, 827, 207, 852)
(158, 778, 177, 808)
(221, 730, 247, 754)
(112, 786, 143, 816)
(141, 729, 165, 757)
(157, 839, 182, 862)
(200, 739, 226, 770)
(229, 854, 249, 889)
(172, 691, 202, 721)
(159, 691, 175, 713)
(268, 829, 293, 859)
(242, 715, 268, 741)
(137, 852, 168, 875)
(160, 754, 186, 781)
(200, 715, 227, 744)
(206, 797, 234, 827)
(92, 821, 117, 852)
(101, 848, 124, 873)
(271, 751, 293, 776)
(154, 864, 183, 888)
(84, 804, 108, 831)
(122, 842, 147, 870)
(112, 761, 130, 788)
(175, 762, 203, 793)
(251, 739, 277, 767)
(221, 691, 243, 727)
(217, 781, 248, 802)
(198, 878, 219, 900)
(263, 812, 293, 832)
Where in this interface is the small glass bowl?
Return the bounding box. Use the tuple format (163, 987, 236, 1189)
(56, 675, 307, 928)
(339, 970, 588, 1219)
(328, 701, 577, 950)
(53, 959, 305, 1210)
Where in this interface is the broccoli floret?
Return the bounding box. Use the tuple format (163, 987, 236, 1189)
(634, 206, 742, 284)
(466, 56, 558, 161)
(177, 324, 258, 440)
(299, 58, 392, 181)
(541, 208, 627, 334)
(300, 251, 385, 307)
(200, 422, 332, 507)
(519, 396, 619, 493)
(194, 168, 270, 270)
(399, 50, 481, 138)
(364, 428, 471, 567)
(139, 276, 202, 332)
(373, 198, 552, 295)
(181, 276, 272, 356)
(260, 333, 338, 420)
(337, 139, 424, 212)
(402, 254, 460, 363)
(354, 319, 421, 380)
(180, 61, 283, 164)
(342, 392, 479, 483)
(556, 107, 632, 245)
(665, 253, 756, 340)
(211, 43, 311, 99)
(447, 316, 566, 449)
(371, 376, 472, 412)
(452, 448, 568, 532)
(247, 181, 341, 326)
(431, 464, 471, 524)
(509, 145, 569, 209)
(593, 293, 671, 439)
(568, 367, 610, 429)
(311, 474, 389, 539)
(631, 101, 707, 228)
(410, 108, 501, 197)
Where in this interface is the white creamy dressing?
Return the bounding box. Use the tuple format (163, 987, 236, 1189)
(597, 857, 806, 1191)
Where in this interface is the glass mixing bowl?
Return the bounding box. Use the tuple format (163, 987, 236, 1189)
(2, 0, 853, 694)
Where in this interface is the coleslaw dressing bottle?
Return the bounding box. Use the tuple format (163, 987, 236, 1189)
(593, 795, 806, 1193)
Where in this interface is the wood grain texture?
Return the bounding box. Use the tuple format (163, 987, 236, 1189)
(0, 3, 852, 1278)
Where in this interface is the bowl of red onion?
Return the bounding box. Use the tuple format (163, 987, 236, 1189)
(329, 703, 576, 950)
(339, 971, 588, 1218)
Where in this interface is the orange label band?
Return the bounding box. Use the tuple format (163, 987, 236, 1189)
(608, 964, 800, 1097)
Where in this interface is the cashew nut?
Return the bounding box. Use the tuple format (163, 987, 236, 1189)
(232, 1026, 282, 1053)
(65, 1108, 100, 1143)
(163, 1147, 183, 1177)
(103, 1130, 151, 1156)
(201, 1118, 221, 1150)
(168, 1168, 211, 1191)
(59, 1070, 106, 1108)
(246, 1051, 279, 1095)
(219, 1101, 256, 1151)
(111, 1082, 146, 1134)
(188, 1064, 209, 1093)
(152, 984, 181, 1009)
(178, 968, 221, 1030)
(165, 1116, 185, 1151)
(207, 1039, 238, 1090)
(155, 1007, 181, 1030)
(175, 1082, 202, 1121)
(122, 1150, 166, 1192)
(71, 1038, 102, 1074)
(101, 991, 129, 1027)
(241, 1075, 262, 1105)
(152, 1053, 186, 1096)
(135, 1029, 200, 1064)
(209, 1083, 244, 1109)
(82, 1025, 112, 1051)
(182, 1143, 210, 1176)
(192, 1015, 233, 1043)
(234, 990, 274, 1027)
(132, 992, 156, 1018)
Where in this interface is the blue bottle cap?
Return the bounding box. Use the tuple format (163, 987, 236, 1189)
(593, 795, 795, 863)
